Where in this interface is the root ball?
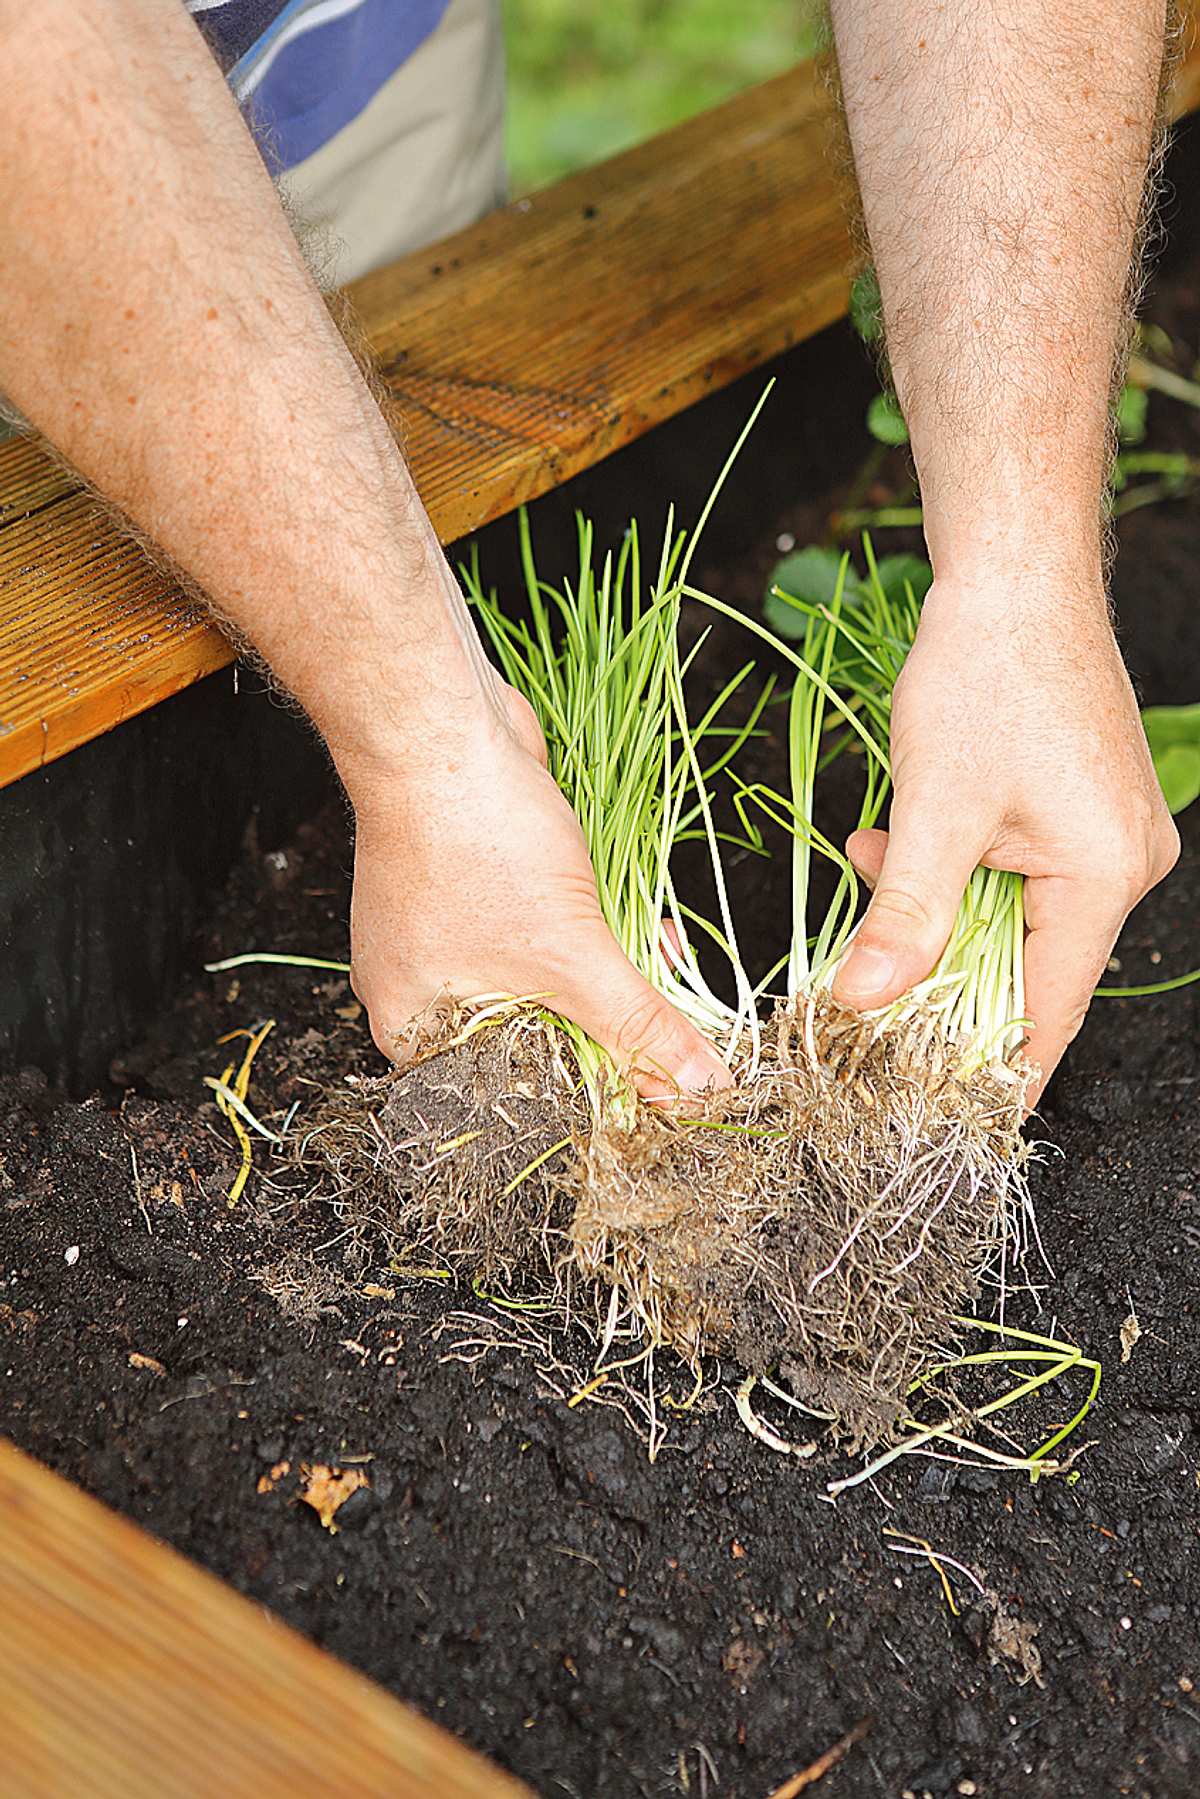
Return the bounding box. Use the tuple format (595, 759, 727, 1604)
(303, 998, 1026, 1449)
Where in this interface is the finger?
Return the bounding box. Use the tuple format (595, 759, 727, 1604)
(1020, 874, 1127, 1111)
(845, 826, 886, 891)
(832, 792, 984, 1010)
(849, 825, 1045, 888)
(358, 929, 730, 1102)
(367, 987, 458, 1066)
(555, 928, 733, 1104)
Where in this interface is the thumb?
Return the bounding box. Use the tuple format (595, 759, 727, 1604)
(832, 796, 982, 1011)
(844, 825, 886, 891)
(558, 929, 732, 1104)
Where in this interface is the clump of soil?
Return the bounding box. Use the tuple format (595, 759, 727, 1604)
(305, 994, 1025, 1449)
(306, 1008, 587, 1286)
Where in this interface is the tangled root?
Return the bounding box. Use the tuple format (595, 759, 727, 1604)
(302, 997, 1026, 1450)
(307, 1008, 588, 1285)
(574, 997, 1027, 1446)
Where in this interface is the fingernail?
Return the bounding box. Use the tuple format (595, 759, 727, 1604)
(678, 1050, 733, 1095)
(643, 1049, 731, 1105)
(834, 944, 896, 1005)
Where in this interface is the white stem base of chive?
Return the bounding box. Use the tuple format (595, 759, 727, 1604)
(803, 864, 1027, 1080)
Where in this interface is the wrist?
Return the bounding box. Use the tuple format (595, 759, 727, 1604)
(910, 426, 1109, 597)
(303, 550, 509, 789)
(327, 672, 505, 802)
(915, 520, 1114, 644)
(920, 501, 1107, 602)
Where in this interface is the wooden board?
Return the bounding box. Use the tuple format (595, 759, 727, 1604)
(0, 60, 849, 788)
(2, 33, 1200, 789)
(0, 1440, 533, 1798)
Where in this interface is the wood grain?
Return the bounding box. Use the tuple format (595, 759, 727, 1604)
(0, 1440, 533, 1798)
(0, 58, 874, 788)
(2, 33, 1199, 788)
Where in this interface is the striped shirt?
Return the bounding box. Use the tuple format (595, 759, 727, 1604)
(186, 0, 451, 170)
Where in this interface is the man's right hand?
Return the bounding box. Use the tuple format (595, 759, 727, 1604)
(344, 683, 732, 1102)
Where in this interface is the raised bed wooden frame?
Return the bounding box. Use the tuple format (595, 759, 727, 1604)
(4, 29, 1200, 1793)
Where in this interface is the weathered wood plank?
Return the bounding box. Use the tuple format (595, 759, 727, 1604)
(0, 59, 859, 787)
(0, 1440, 533, 1798)
(2, 33, 1199, 788)
(350, 63, 851, 530)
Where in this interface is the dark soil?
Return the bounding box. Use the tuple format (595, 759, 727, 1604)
(4, 248, 1200, 1799)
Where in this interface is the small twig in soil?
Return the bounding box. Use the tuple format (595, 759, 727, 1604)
(129, 1143, 151, 1236)
(550, 1545, 603, 1574)
(766, 1717, 873, 1797)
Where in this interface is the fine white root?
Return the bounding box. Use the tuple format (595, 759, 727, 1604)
(735, 1375, 818, 1458)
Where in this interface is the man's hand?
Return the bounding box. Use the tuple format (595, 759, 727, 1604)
(831, 576, 1179, 1105)
(0, 1, 728, 1101)
(345, 683, 730, 1099)
(829, 0, 1172, 1102)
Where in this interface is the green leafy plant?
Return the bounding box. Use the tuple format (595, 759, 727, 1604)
(764, 543, 930, 639)
(1142, 702, 1200, 817)
(1116, 382, 1149, 443)
(762, 543, 846, 636)
(848, 266, 882, 345)
(866, 389, 909, 447)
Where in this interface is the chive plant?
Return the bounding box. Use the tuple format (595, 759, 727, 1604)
(669, 541, 1083, 1472)
(685, 539, 1028, 1080)
(221, 396, 1186, 1475)
(462, 405, 775, 1115)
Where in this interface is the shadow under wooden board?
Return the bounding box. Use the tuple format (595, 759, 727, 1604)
(0, 1440, 533, 1798)
(3, 22, 1197, 792)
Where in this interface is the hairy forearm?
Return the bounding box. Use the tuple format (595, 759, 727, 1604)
(0, 0, 496, 776)
(831, 0, 1167, 586)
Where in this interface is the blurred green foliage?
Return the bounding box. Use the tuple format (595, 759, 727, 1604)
(503, 0, 823, 194)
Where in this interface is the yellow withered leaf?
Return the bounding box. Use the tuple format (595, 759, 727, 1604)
(299, 1462, 369, 1532)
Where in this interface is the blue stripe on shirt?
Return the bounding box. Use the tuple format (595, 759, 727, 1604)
(187, 0, 451, 169)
